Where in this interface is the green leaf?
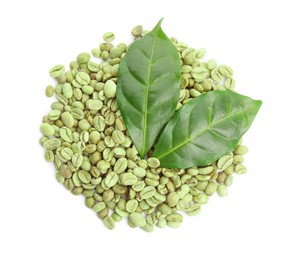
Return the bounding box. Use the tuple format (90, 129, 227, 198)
(116, 19, 180, 158)
(152, 91, 262, 168)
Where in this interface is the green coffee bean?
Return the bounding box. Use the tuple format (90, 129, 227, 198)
(140, 186, 156, 199)
(132, 181, 145, 192)
(55, 170, 65, 183)
(186, 203, 201, 216)
(131, 25, 143, 37)
(60, 164, 72, 178)
(191, 67, 208, 82)
(217, 184, 228, 197)
(103, 216, 115, 230)
(94, 115, 105, 131)
(205, 182, 218, 196)
(166, 213, 183, 228)
(86, 99, 103, 110)
(48, 109, 61, 121)
(133, 167, 146, 178)
(84, 197, 95, 208)
(224, 164, 234, 175)
(76, 72, 90, 85)
(235, 164, 247, 175)
(45, 150, 54, 162)
(82, 85, 94, 95)
(51, 102, 64, 111)
(167, 192, 179, 207)
(62, 83, 73, 99)
(233, 155, 244, 164)
(71, 153, 83, 168)
(112, 130, 125, 144)
(43, 138, 61, 150)
(111, 212, 122, 222)
(234, 145, 248, 155)
(147, 158, 160, 168)
(45, 85, 55, 97)
(71, 108, 84, 120)
(198, 166, 213, 175)
(40, 123, 55, 136)
(126, 199, 138, 213)
(196, 175, 211, 181)
(78, 119, 91, 131)
(103, 32, 115, 42)
(120, 173, 137, 186)
(78, 170, 91, 184)
(156, 219, 167, 228)
(97, 207, 109, 219)
(103, 148, 114, 161)
(104, 171, 118, 188)
(207, 59, 217, 70)
(201, 79, 213, 91)
(129, 212, 146, 227)
(217, 155, 233, 170)
(218, 65, 233, 78)
(194, 193, 209, 204)
(126, 147, 138, 161)
(97, 160, 111, 173)
(158, 204, 172, 215)
(153, 192, 166, 203)
(145, 178, 159, 187)
(60, 127, 73, 142)
(50, 64, 65, 78)
(196, 48, 206, 59)
(101, 50, 109, 61)
(225, 77, 236, 89)
(224, 175, 233, 186)
(93, 202, 106, 212)
(114, 158, 127, 174)
(71, 186, 83, 195)
(113, 147, 126, 158)
(140, 223, 154, 232)
(77, 53, 91, 64)
(105, 112, 115, 126)
(88, 132, 100, 145)
(87, 61, 100, 72)
(72, 172, 81, 187)
(57, 93, 68, 105)
(104, 80, 116, 98)
(91, 48, 102, 59)
(110, 47, 121, 59)
(211, 69, 223, 82)
(61, 112, 74, 128)
(103, 190, 114, 202)
(60, 148, 73, 161)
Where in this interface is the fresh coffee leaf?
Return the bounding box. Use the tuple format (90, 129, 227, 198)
(116, 19, 180, 158)
(152, 91, 262, 168)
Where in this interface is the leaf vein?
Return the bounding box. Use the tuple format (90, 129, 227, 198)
(141, 33, 158, 157)
(137, 48, 151, 60)
(125, 64, 146, 86)
(208, 129, 229, 142)
(150, 72, 171, 86)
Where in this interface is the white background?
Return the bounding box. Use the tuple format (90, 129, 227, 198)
(0, 0, 296, 259)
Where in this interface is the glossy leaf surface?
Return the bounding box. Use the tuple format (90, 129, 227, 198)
(116, 20, 180, 158)
(152, 91, 262, 168)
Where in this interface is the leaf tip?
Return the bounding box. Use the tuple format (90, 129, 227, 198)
(255, 99, 263, 110)
(154, 18, 164, 30)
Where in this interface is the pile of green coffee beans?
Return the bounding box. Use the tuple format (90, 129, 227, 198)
(40, 25, 248, 231)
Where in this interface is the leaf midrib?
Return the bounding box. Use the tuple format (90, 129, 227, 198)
(156, 107, 250, 159)
(141, 34, 158, 157)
